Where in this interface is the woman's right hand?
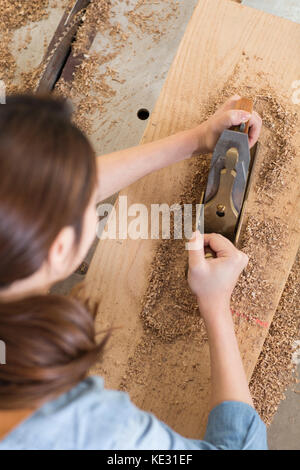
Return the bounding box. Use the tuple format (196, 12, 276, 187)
(187, 231, 248, 319)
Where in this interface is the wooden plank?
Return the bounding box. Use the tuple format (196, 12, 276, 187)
(82, 0, 300, 438)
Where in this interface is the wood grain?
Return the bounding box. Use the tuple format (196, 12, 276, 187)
(83, 0, 300, 438)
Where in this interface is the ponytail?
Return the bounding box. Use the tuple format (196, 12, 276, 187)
(0, 294, 110, 410)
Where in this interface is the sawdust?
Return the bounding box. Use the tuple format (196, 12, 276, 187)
(255, 93, 297, 195)
(126, 0, 179, 43)
(205, 62, 299, 200)
(250, 252, 300, 425)
(140, 76, 297, 337)
(0, 31, 16, 82)
(0, 0, 51, 86)
(0, 0, 70, 93)
(0, 0, 51, 87)
(55, 0, 180, 133)
(8, 64, 46, 95)
(141, 157, 210, 343)
(55, 52, 118, 133)
(231, 216, 289, 324)
(54, 1, 122, 132)
(0, 0, 50, 31)
(72, 0, 112, 55)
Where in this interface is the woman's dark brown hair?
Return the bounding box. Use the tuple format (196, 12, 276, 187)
(0, 295, 110, 409)
(0, 95, 106, 409)
(0, 94, 97, 288)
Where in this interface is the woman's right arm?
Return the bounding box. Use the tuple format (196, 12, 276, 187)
(187, 231, 252, 408)
(116, 232, 267, 450)
(118, 232, 266, 450)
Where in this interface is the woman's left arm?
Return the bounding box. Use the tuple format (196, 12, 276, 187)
(96, 95, 262, 202)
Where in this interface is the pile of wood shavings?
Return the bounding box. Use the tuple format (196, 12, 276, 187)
(55, 0, 182, 133)
(140, 157, 210, 343)
(231, 216, 288, 323)
(255, 92, 297, 195)
(0, 0, 51, 86)
(126, 0, 180, 43)
(55, 52, 119, 133)
(0, 0, 49, 31)
(0, 0, 70, 93)
(0, 31, 16, 82)
(250, 252, 300, 425)
(141, 238, 205, 342)
(72, 0, 112, 55)
(204, 67, 298, 200)
(55, 1, 128, 133)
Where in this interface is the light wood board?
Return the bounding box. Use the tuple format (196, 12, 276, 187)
(82, 0, 300, 438)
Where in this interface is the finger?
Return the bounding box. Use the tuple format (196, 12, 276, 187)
(203, 233, 236, 257)
(248, 111, 262, 148)
(215, 109, 252, 134)
(215, 94, 241, 114)
(188, 231, 205, 268)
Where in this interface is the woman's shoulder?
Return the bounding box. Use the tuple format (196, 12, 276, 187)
(40, 376, 130, 415)
(0, 377, 136, 450)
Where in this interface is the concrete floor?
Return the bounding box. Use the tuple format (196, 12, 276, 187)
(242, 0, 300, 23)
(267, 365, 300, 450)
(52, 0, 300, 449)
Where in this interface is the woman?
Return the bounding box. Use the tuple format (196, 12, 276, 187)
(0, 94, 266, 449)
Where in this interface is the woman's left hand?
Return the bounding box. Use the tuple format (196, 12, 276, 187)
(193, 94, 262, 153)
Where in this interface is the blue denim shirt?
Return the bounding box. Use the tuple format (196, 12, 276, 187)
(0, 376, 268, 450)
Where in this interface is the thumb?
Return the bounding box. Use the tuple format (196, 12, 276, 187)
(187, 231, 204, 268)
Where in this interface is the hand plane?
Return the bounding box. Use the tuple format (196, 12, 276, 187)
(200, 98, 258, 245)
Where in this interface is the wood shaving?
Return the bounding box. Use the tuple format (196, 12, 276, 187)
(55, 52, 118, 133)
(140, 156, 210, 343)
(7, 64, 45, 95)
(250, 252, 300, 425)
(0, 0, 69, 92)
(255, 93, 297, 195)
(55, 1, 122, 132)
(232, 216, 289, 323)
(72, 0, 112, 55)
(126, 0, 179, 42)
(55, 0, 181, 133)
(0, 0, 49, 31)
(0, 31, 16, 82)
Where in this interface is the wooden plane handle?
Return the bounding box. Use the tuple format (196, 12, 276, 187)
(231, 97, 253, 134)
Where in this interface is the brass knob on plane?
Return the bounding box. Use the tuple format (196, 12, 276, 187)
(216, 204, 226, 216)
